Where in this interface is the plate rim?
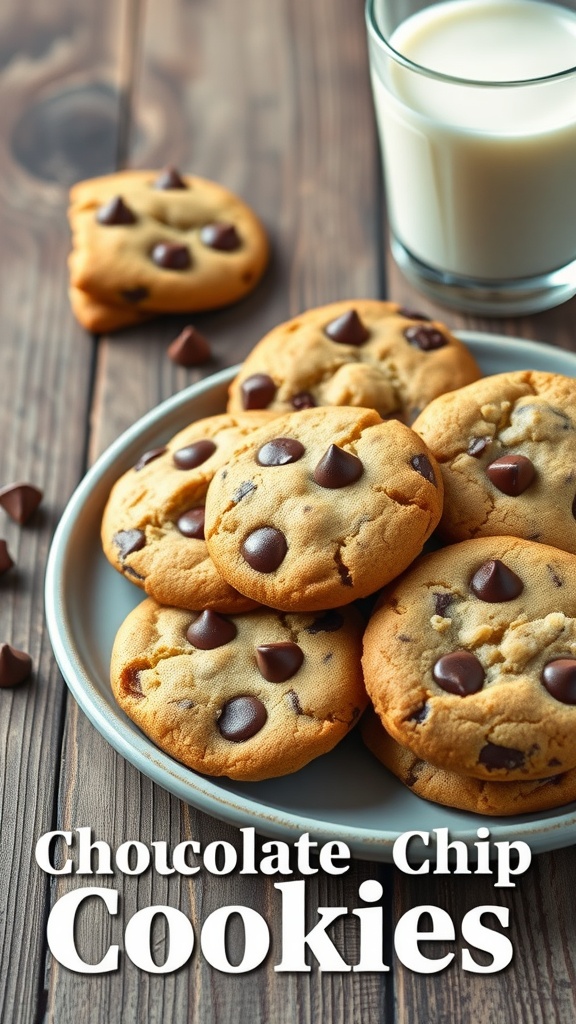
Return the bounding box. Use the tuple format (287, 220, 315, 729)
(45, 331, 576, 861)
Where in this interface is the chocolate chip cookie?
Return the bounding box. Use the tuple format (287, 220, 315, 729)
(361, 710, 576, 816)
(102, 412, 277, 612)
(227, 300, 481, 423)
(204, 406, 443, 611)
(413, 370, 576, 552)
(111, 598, 367, 780)
(363, 536, 576, 781)
(68, 169, 269, 332)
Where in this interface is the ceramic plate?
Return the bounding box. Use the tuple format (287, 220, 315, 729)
(45, 333, 576, 862)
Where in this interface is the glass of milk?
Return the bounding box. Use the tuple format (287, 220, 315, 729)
(366, 0, 576, 313)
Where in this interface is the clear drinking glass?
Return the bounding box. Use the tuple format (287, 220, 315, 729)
(366, 0, 576, 314)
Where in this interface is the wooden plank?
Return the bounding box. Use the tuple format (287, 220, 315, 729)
(48, 0, 389, 1020)
(0, 2, 134, 1022)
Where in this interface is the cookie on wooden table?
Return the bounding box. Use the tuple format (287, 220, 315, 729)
(102, 412, 277, 613)
(361, 710, 576, 816)
(111, 598, 367, 781)
(227, 299, 481, 423)
(413, 370, 576, 553)
(204, 405, 443, 611)
(68, 168, 269, 331)
(362, 536, 576, 782)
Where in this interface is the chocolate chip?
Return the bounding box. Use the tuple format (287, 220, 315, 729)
(257, 438, 305, 466)
(152, 242, 191, 270)
(173, 439, 216, 469)
(478, 742, 525, 770)
(154, 166, 187, 189)
(433, 650, 485, 696)
(233, 481, 257, 502)
(218, 695, 267, 741)
(241, 527, 287, 572)
(306, 610, 343, 634)
(256, 641, 304, 682)
(240, 373, 277, 410)
(0, 643, 32, 688)
(411, 454, 436, 484)
(572, 493, 576, 520)
(325, 309, 369, 346)
(291, 392, 316, 410)
(334, 549, 353, 587)
(124, 566, 145, 581)
(200, 222, 241, 251)
(122, 287, 149, 303)
(433, 592, 453, 617)
(123, 666, 145, 698)
(0, 540, 14, 575)
(313, 445, 363, 488)
(542, 658, 576, 704)
(547, 564, 564, 587)
(133, 447, 167, 471)
(486, 454, 535, 496)
(405, 326, 447, 351)
(286, 690, 303, 715)
(96, 195, 136, 225)
(470, 559, 523, 602)
(398, 308, 431, 321)
(167, 326, 211, 366)
(468, 437, 490, 458)
(177, 507, 205, 539)
(0, 483, 42, 524)
(113, 529, 146, 559)
(409, 703, 429, 723)
(186, 610, 237, 650)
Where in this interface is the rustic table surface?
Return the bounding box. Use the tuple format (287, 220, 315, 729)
(2, 0, 576, 1021)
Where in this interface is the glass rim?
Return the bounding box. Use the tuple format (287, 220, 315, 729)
(365, 0, 576, 87)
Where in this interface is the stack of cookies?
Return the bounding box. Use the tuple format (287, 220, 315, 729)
(101, 295, 576, 814)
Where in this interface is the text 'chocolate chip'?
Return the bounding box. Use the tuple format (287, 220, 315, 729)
(314, 444, 363, 488)
(486, 454, 535, 496)
(218, 695, 267, 741)
(256, 642, 304, 682)
(470, 559, 523, 602)
(186, 610, 237, 650)
(542, 658, 576, 704)
(433, 650, 485, 696)
(241, 527, 287, 573)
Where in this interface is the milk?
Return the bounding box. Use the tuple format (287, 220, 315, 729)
(370, 0, 576, 280)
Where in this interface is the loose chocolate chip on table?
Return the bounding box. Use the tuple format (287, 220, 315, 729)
(167, 325, 211, 367)
(0, 643, 32, 688)
(96, 195, 136, 225)
(398, 308, 431, 321)
(154, 166, 187, 190)
(113, 529, 146, 559)
(433, 592, 453, 617)
(433, 650, 485, 696)
(306, 610, 343, 634)
(200, 222, 241, 251)
(314, 445, 363, 488)
(291, 391, 316, 410)
(486, 454, 535, 496)
(186, 610, 237, 650)
(410, 454, 436, 484)
(478, 742, 525, 770)
(256, 438, 305, 466)
(241, 373, 277, 410)
(122, 287, 149, 303)
(218, 695, 267, 741)
(256, 641, 304, 682)
(176, 507, 205, 539)
(0, 483, 42, 524)
(241, 527, 287, 573)
(325, 309, 370, 347)
(133, 447, 167, 471)
(467, 436, 490, 458)
(152, 242, 191, 270)
(173, 439, 217, 469)
(0, 540, 14, 575)
(470, 559, 523, 602)
(542, 658, 576, 704)
(404, 325, 447, 351)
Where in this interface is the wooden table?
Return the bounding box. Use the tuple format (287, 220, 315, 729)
(2, 0, 576, 1020)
